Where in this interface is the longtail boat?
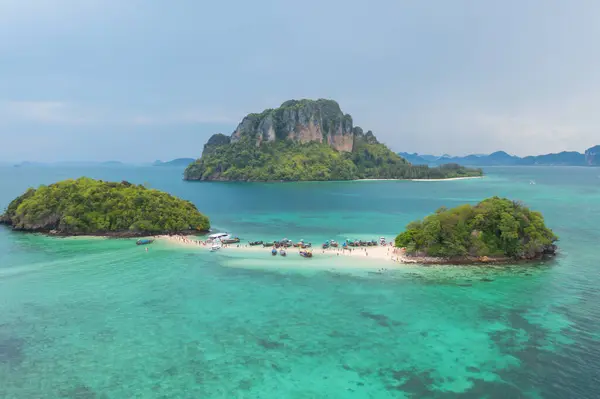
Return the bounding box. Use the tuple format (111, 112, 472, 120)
(299, 249, 313, 258)
(222, 237, 240, 244)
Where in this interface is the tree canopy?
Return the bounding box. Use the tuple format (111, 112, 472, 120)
(1, 177, 210, 236)
(395, 197, 557, 260)
(184, 137, 483, 181)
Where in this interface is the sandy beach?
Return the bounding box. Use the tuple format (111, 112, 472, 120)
(154, 234, 418, 266)
(355, 176, 483, 182)
(410, 176, 484, 182)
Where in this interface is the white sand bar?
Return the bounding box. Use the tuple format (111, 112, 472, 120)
(154, 235, 420, 267)
(353, 176, 483, 182)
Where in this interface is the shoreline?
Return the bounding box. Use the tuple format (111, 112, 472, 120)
(355, 176, 483, 182)
(154, 235, 535, 266)
(410, 176, 483, 182)
(155, 234, 412, 265)
(0, 225, 208, 238)
(184, 176, 484, 183)
(3, 229, 535, 267)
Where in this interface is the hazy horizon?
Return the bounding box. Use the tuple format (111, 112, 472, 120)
(2, 0, 600, 162)
(3, 146, 597, 166)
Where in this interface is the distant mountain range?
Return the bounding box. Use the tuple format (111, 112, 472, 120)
(152, 158, 196, 167)
(399, 145, 600, 166)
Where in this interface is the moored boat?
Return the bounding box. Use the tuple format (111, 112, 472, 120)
(280, 249, 287, 256)
(346, 239, 360, 247)
(330, 240, 338, 247)
(322, 242, 330, 249)
(271, 248, 278, 256)
(222, 237, 240, 244)
(249, 240, 263, 246)
(136, 238, 154, 245)
(208, 232, 230, 242)
(263, 242, 275, 247)
(279, 238, 293, 247)
(299, 249, 313, 258)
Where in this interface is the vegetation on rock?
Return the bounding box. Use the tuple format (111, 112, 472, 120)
(395, 197, 557, 260)
(184, 99, 483, 181)
(184, 136, 481, 181)
(0, 178, 210, 236)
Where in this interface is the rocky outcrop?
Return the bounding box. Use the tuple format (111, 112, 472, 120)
(228, 99, 355, 152)
(202, 133, 231, 156)
(184, 98, 484, 181)
(585, 145, 600, 166)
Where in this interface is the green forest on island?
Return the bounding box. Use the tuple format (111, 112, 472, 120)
(184, 98, 483, 182)
(395, 197, 557, 259)
(184, 138, 482, 181)
(1, 178, 210, 235)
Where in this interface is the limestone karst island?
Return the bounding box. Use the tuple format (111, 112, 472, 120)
(0, 177, 210, 236)
(184, 99, 483, 181)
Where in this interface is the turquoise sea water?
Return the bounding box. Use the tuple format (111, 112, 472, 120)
(1, 165, 599, 398)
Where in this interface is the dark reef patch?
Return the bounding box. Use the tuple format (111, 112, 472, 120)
(0, 336, 25, 366)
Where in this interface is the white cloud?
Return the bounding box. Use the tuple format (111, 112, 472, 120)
(0, 100, 238, 127)
(0, 101, 92, 125)
(129, 107, 239, 126)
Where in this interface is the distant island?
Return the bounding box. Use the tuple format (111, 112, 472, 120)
(184, 99, 482, 181)
(395, 197, 558, 264)
(0, 178, 210, 237)
(153, 158, 196, 167)
(400, 145, 600, 167)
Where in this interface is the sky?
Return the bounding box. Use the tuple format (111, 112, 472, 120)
(1, 0, 600, 162)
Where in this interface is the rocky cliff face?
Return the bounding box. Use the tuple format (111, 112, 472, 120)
(228, 99, 356, 152)
(585, 145, 600, 166)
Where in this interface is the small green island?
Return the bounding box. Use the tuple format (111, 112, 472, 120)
(0, 178, 210, 237)
(395, 197, 558, 264)
(184, 99, 482, 181)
